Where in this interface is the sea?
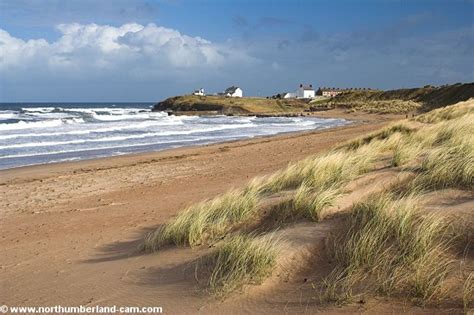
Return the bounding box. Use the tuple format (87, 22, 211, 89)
(0, 103, 351, 170)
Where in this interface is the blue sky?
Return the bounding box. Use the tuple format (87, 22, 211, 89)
(0, 0, 473, 102)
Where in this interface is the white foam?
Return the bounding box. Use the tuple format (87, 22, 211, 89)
(0, 119, 65, 131)
(24, 112, 77, 119)
(0, 123, 257, 149)
(91, 112, 153, 121)
(0, 119, 183, 140)
(61, 107, 153, 115)
(0, 112, 18, 120)
(0, 117, 85, 131)
(21, 107, 56, 113)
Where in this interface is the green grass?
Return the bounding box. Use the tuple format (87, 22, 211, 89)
(208, 234, 279, 296)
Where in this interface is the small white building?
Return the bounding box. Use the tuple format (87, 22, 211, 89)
(296, 84, 315, 98)
(224, 86, 243, 98)
(283, 92, 297, 99)
(193, 88, 205, 96)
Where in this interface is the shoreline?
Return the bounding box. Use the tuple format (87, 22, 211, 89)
(0, 109, 401, 184)
(0, 121, 351, 177)
(0, 110, 347, 174)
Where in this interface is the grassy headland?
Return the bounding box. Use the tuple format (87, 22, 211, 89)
(153, 83, 473, 116)
(152, 95, 310, 115)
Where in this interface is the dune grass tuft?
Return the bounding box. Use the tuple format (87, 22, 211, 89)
(412, 140, 473, 190)
(142, 185, 260, 250)
(463, 272, 474, 313)
(388, 111, 474, 169)
(323, 193, 454, 303)
(208, 234, 279, 296)
(341, 124, 413, 151)
(263, 144, 379, 195)
(291, 182, 341, 221)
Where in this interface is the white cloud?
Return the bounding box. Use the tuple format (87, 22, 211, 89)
(1, 20, 472, 101)
(0, 29, 49, 71)
(0, 22, 254, 79)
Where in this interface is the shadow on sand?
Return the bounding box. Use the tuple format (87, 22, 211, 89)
(81, 225, 160, 263)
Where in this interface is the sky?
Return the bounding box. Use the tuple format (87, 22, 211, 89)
(0, 0, 473, 102)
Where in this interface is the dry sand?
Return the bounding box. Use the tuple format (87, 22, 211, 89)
(2, 111, 440, 314)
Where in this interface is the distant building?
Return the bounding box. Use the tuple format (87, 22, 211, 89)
(316, 87, 342, 97)
(223, 86, 243, 97)
(316, 87, 373, 97)
(283, 92, 297, 99)
(193, 88, 205, 96)
(296, 84, 315, 98)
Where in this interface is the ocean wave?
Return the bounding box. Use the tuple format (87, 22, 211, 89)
(0, 119, 65, 131)
(0, 118, 84, 131)
(0, 119, 187, 140)
(18, 106, 162, 119)
(60, 107, 150, 114)
(0, 123, 257, 149)
(90, 112, 157, 121)
(0, 111, 19, 120)
(21, 107, 56, 113)
(24, 112, 79, 119)
(0, 105, 350, 170)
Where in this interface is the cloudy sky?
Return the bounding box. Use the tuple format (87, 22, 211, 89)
(0, 0, 473, 102)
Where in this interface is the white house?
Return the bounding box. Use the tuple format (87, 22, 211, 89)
(283, 92, 297, 99)
(296, 84, 315, 98)
(224, 86, 243, 97)
(193, 88, 205, 96)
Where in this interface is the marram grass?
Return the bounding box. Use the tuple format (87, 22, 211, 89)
(323, 193, 454, 304)
(463, 272, 474, 313)
(389, 111, 474, 168)
(292, 182, 341, 221)
(263, 143, 379, 194)
(142, 184, 260, 250)
(413, 139, 474, 190)
(208, 234, 279, 296)
(415, 99, 474, 123)
(340, 123, 413, 151)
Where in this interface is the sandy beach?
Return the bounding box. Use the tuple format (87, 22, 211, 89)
(2, 0, 473, 312)
(1, 111, 410, 313)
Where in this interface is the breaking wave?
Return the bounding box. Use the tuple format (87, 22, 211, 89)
(0, 103, 351, 169)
